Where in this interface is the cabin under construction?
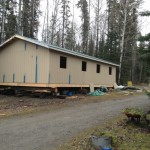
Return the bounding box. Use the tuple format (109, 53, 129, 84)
(0, 35, 119, 92)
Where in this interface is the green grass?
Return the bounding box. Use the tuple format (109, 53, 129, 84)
(56, 116, 150, 150)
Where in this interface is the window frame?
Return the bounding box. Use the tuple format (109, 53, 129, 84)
(60, 56, 67, 69)
(96, 64, 100, 73)
(82, 61, 87, 71)
(109, 67, 112, 75)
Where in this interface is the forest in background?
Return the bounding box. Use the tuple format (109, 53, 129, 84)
(0, 0, 150, 85)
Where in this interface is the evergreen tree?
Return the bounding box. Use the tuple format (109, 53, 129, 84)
(55, 28, 61, 47)
(119, 0, 140, 84)
(22, 0, 30, 37)
(106, 0, 120, 63)
(5, 0, 17, 40)
(137, 39, 150, 82)
(77, 0, 89, 54)
(0, 0, 17, 43)
(65, 23, 76, 50)
(138, 28, 150, 83)
(88, 34, 94, 56)
(106, 0, 141, 84)
(22, 0, 40, 38)
(99, 35, 105, 58)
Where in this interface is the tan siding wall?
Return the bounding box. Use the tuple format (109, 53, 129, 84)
(0, 40, 49, 83)
(0, 39, 116, 86)
(49, 51, 116, 86)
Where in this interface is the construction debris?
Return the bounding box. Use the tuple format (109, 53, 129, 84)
(0, 114, 6, 116)
(114, 83, 124, 90)
(89, 89, 105, 96)
(66, 96, 78, 100)
(91, 136, 112, 150)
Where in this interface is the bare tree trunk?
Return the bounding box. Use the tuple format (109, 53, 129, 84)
(51, 0, 60, 45)
(42, 6, 47, 41)
(30, 0, 35, 38)
(46, 0, 49, 43)
(87, 0, 90, 54)
(118, 0, 128, 84)
(1, 0, 5, 43)
(72, 0, 75, 50)
(131, 40, 136, 83)
(17, 0, 22, 35)
(139, 63, 143, 82)
(62, 1, 65, 48)
(131, 7, 137, 84)
(96, 0, 100, 56)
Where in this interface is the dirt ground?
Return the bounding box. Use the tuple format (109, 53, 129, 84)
(0, 95, 150, 150)
(0, 94, 68, 116)
(0, 90, 143, 117)
(0, 93, 91, 115)
(0, 94, 149, 150)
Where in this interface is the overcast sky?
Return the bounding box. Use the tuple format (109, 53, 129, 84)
(139, 0, 150, 35)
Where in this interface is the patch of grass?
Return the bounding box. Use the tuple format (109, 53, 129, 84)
(56, 116, 150, 150)
(80, 91, 142, 104)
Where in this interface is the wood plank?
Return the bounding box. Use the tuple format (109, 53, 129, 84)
(0, 82, 113, 88)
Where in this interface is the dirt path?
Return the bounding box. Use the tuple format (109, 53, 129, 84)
(0, 95, 149, 150)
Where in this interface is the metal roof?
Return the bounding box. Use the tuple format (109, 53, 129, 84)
(0, 35, 120, 67)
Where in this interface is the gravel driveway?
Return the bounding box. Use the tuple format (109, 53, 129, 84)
(0, 95, 149, 150)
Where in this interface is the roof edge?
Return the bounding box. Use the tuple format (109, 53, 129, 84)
(0, 35, 120, 67)
(0, 34, 17, 48)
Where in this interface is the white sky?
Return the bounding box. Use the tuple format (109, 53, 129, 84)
(38, 0, 150, 40)
(139, 0, 150, 35)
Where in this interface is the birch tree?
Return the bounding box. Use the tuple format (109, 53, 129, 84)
(105, 0, 141, 84)
(119, 0, 141, 84)
(118, 0, 128, 83)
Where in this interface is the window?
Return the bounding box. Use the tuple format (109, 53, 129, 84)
(96, 64, 100, 73)
(60, 56, 67, 69)
(82, 61, 87, 71)
(109, 67, 112, 75)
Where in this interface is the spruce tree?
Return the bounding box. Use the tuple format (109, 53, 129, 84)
(0, 0, 17, 43)
(106, 0, 141, 84)
(65, 23, 76, 50)
(77, 0, 89, 54)
(138, 11, 150, 83)
(106, 0, 120, 63)
(22, 0, 40, 38)
(5, 0, 17, 40)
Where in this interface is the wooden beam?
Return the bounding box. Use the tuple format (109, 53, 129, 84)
(0, 82, 113, 88)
